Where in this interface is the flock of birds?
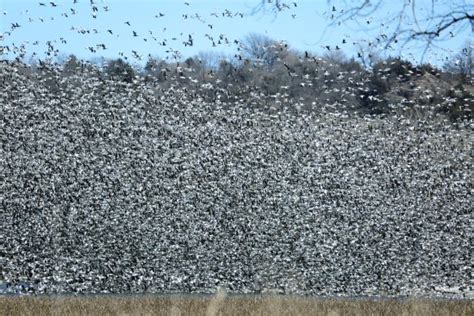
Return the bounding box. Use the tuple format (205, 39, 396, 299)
(0, 58, 472, 296)
(0, 0, 472, 298)
(2, 0, 257, 62)
(1, 0, 438, 64)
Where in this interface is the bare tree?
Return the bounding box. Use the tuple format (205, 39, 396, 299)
(241, 33, 285, 68)
(197, 51, 226, 70)
(443, 40, 473, 83)
(354, 41, 383, 69)
(255, 1, 473, 56)
(323, 50, 348, 65)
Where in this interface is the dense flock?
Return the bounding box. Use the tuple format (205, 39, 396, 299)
(0, 61, 472, 298)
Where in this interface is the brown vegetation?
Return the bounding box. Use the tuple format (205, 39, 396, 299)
(1, 294, 472, 316)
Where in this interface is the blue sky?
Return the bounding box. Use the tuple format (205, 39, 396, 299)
(0, 0, 472, 66)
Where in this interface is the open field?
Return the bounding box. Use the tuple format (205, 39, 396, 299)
(1, 293, 473, 316)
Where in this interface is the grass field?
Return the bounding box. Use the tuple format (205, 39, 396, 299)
(1, 291, 472, 316)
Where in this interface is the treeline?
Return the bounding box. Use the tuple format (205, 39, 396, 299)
(8, 35, 473, 121)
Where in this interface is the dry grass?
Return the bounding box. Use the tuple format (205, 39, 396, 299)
(0, 293, 472, 316)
